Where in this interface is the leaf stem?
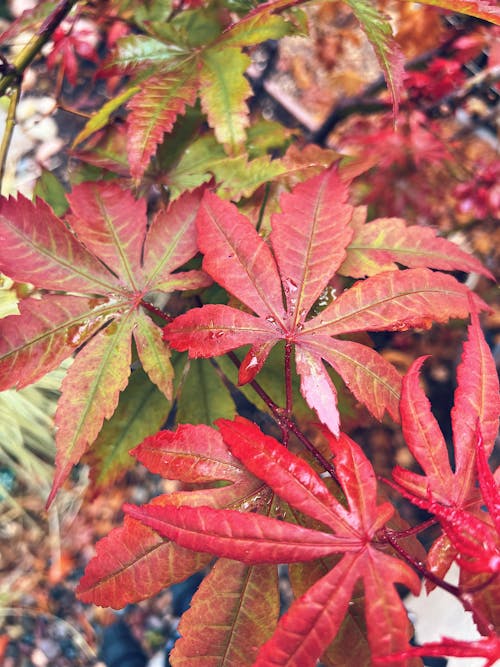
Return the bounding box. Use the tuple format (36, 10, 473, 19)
(282, 340, 293, 447)
(139, 299, 172, 323)
(227, 350, 338, 482)
(382, 527, 460, 596)
(382, 527, 496, 635)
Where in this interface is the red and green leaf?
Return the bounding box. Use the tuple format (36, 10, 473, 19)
(339, 214, 494, 279)
(126, 65, 199, 181)
(199, 47, 252, 152)
(76, 513, 211, 608)
(171, 560, 280, 667)
(404, 0, 500, 24)
(85, 368, 170, 493)
(0, 184, 206, 501)
(344, 0, 405, 114)
(78, 422, 267, 607)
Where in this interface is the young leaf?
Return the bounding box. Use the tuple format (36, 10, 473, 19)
(165, 167, 488, 434)
(0, 185, 207, 501)
(95, 8, 294, 180)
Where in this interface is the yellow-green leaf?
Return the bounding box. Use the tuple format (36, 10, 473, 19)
(200, 47, 252, 151)
(177, 358, 235, 424)
(133, 308, 174, 399)
(86, 368, 170, 493)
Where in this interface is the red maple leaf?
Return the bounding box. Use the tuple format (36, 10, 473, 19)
(164, 166, 488, 435)
(391, 307, 500, 626)
(77, 423, 265, 608)
(125, 417, 420, 666)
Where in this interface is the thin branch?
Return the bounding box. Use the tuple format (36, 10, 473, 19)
(380, 517, 438, 541)
(383, 527, 460, 597)
(383, 527, 496, 635)
(226, 350, 339, 481)
(282, 340, 293, 447)
(0, 84, 19, 193)
(0, 0, 79, 98)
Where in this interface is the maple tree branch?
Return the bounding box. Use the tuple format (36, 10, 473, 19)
(383, 527, 497, 635)
(381, 517, 438, 540)
(0, 0, 79, 98)
(382, 527, 460, 597)
(0, 83, 19, 192)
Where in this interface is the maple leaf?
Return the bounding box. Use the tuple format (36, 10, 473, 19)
(408, 0, 500, 24)
(391, 307, 500, 625)
(125, 417, 420, 666)
(77, 423, 267, 607)
(344, 0, 405, 114)
(166, 133, 287, 202)
(164, 167, 488, 435)
(47, 19, 100, 85)
(392, 308, 500, 507)
(0, 185, 210, 503)
(171, 559, 280, 667)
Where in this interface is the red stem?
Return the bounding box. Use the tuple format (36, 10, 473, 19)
(282, 341, 293, 447)
(383, 527, 460, 596)
(227, 351, 338, 482)
(140, 299, 173, 323)
(382, 528, 496, 635)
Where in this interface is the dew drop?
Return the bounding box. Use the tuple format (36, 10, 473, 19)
(246, 355, 259, 369)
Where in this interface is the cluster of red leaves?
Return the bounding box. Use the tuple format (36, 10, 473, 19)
(454, 160, 500, 221)
(404, 57, 465, 102)
(47, 19, 100, 86)
(78, 304, 500, 667)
